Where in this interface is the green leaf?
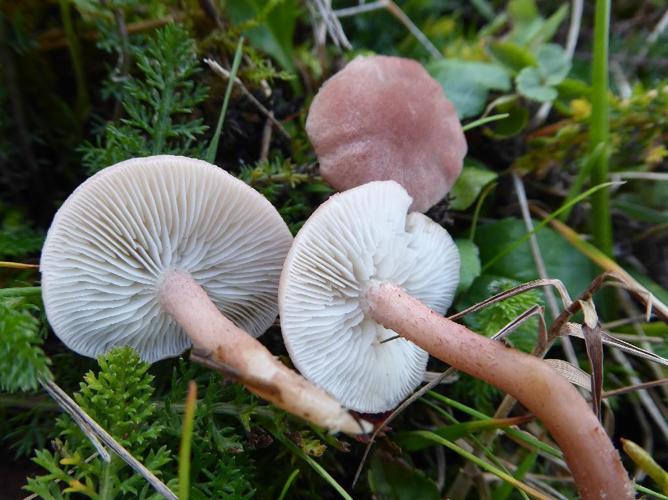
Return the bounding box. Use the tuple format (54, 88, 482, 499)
(449, 160, 498, 211)
(368, 451, 439, 500)
(556, 78, 592, 100)
(427, 60, 511, 118)
(486, 98, 529, 138)
(455, 239, 481, 294)
(487, 41, 537, 73)
(613, 194, 668, 224)
(80, 24, 208, 172)
(0, 299, 51, 392)
(532, 4, 569, 45)
(395, 418, 529, 452)
(474, 218, 597, 298)
(507, 0, 539, 25)
(537, 44, 571, 85)
(516, 67, 557, 102)
(228, 0, 298, 72)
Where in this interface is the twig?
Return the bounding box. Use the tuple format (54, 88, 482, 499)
(610, 171, 668, 181)
(633, 7, 668, 64)
(204, 58, 290, 140)
(616, 290, 668, 398)
(333, 0, 443, 60)
(603, 378, 668, 399)
(334, 1, 386, 17)
(309, 0, 352, 49)
(40, 380, 110, 462)
(609, 349, 668, 441)
(383, 1, 442, 60)
(38, 13, 189, 51)
(40, 379, 177, 500)
(611, 59, 632, 99)
(259, 112, 274, 162)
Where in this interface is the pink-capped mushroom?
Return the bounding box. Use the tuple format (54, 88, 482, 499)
(306, 55, 467, 212)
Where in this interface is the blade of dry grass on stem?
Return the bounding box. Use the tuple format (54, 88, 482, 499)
(40, 379, 177, 499)
(512, 173, 579, 365)
(531, 204, 668, 321)
(579, 299, 604, 417)
(563, 323, 668, 366)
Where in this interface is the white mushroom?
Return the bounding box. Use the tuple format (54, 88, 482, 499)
(279, 181, 632, 499)
(41, 155, 370, 435)
(279, 181, 460, 412)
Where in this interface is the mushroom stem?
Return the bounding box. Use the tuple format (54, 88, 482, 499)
(365, 282, 633, 500)
(159, 270, 370, 435)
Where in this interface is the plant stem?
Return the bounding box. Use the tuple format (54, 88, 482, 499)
(589, 0, 612, 256)
(100, 456, 119, 500)
(59, 0, 89, 119)
(0, 286, 41, 298)
(178, 381, 197, 500)
(205, 37, 244, 164)
(461, 113, 509, 132)
(365, 282, 633, 500)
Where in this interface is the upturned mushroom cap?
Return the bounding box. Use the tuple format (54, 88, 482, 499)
(278, 181, 460, 412)
(41, 155, 293, 362)
(306, 55, 467, 213)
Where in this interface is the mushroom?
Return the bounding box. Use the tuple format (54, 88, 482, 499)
(306, 55, 467, 213)
(279, 181, 632, 499)
(41, 155, 370, 434)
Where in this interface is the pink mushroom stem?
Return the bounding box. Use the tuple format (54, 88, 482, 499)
(160, 270, 369, 435)
(365, 282, 633, 500)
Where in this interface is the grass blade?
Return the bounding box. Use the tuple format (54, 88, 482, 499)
(411, 430, 550, 500)
(272, 432, 352, 500)
(277, 468, 300, 500)
(178, 381, 197, 500)
(482, 181, 621, 272)
(205, 37, 244, 164)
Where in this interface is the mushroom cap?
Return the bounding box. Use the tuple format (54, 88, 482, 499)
(278, 181, 460, 412)
(41, 155, 293, 362)
(306, 55, 467, 213)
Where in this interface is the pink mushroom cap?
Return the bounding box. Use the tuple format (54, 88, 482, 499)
(306, 55, 467, 213)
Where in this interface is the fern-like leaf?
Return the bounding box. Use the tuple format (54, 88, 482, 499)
(80, 24, 208, 173)
(0, 298, 51, 392)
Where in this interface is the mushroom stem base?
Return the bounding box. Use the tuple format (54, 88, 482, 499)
(159, 270, 370, 435)
(365, 282, 632, 500)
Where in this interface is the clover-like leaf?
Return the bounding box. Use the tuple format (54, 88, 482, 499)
(537, 44, 571, 85)
(516, 67, 557, 102)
